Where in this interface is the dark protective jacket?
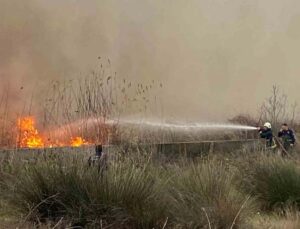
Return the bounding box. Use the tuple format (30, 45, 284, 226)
(278, 129, 295, 144)
(259, 128, 273, 147)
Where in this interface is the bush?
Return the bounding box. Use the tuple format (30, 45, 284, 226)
(2, 155, 167, 228)
(167, 160, 255, 228)
(243, 155, 300, 211)
(1, 152, 257, 228)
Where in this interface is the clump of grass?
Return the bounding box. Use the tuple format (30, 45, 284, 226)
(0, 152, 257, 228)
(167, 159, 255, 228)
(242, 155, 300, 211)
(1, 155, 167, 228)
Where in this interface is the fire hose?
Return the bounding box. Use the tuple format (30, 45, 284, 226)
(273, 136, 290, 157)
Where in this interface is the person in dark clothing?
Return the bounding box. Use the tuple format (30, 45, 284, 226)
(88, 144, 108, 174)
(258, 122, 275, 148)
(88, 144, 102, 166)
(95, 144, 103, 157)
(278, 123, 296, 152)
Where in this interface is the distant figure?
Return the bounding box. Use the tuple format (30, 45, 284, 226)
(95, 144, 103, 157)
(258, 122, 276, 148)
(88, 144, 102, 166)
(88, 144, 108, 173)
(278, 123, 295, 152)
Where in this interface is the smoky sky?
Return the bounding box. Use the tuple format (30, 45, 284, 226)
(1, 0, 300, 121)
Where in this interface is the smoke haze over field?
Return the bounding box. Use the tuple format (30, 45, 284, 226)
(1, 0, 300, 120)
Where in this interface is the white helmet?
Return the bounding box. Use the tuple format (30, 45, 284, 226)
(264, 122, 272, 129)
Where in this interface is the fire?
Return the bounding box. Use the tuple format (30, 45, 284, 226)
(18, 116, 91, 148)
(70, 137, 89, 147)
(18, 117, 44, 148)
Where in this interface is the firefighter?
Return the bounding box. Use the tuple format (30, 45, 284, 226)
(278, 123, 295, 152)
(258, 122, 275, 148)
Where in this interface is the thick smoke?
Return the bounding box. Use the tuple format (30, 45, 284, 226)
(1, 0, 300, 120)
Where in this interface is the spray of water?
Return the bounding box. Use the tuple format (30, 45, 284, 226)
(116, 118, 258, 131)
(49, 117, 258, 139)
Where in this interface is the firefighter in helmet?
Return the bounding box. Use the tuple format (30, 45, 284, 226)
(258, 122, 276, 148)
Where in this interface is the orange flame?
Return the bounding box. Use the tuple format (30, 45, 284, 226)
(18, 117, 44, 148)
(70, 137, 89, 147)
(18, 117, 91, 148)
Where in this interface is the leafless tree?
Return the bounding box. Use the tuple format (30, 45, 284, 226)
(290, 102, 298, 128)
(260, 85, 298, 131)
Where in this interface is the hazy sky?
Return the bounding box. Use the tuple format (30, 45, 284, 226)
(1, 0, 300, 121)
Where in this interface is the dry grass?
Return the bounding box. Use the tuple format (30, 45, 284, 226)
(0, 150, 255, 228)
(251, 210, 300, 229)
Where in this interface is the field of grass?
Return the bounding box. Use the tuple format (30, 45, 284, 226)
(0, 148, 300, 228)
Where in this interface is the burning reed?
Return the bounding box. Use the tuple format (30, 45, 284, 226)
(0, 63, 164, 149)
(17, 116, 90, 148)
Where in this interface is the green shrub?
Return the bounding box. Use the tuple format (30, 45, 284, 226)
(1, 152, 258, 228)
(244, 155, 300, 211)
(167, 160, 255, 228)
(2, 155, 167, 228)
